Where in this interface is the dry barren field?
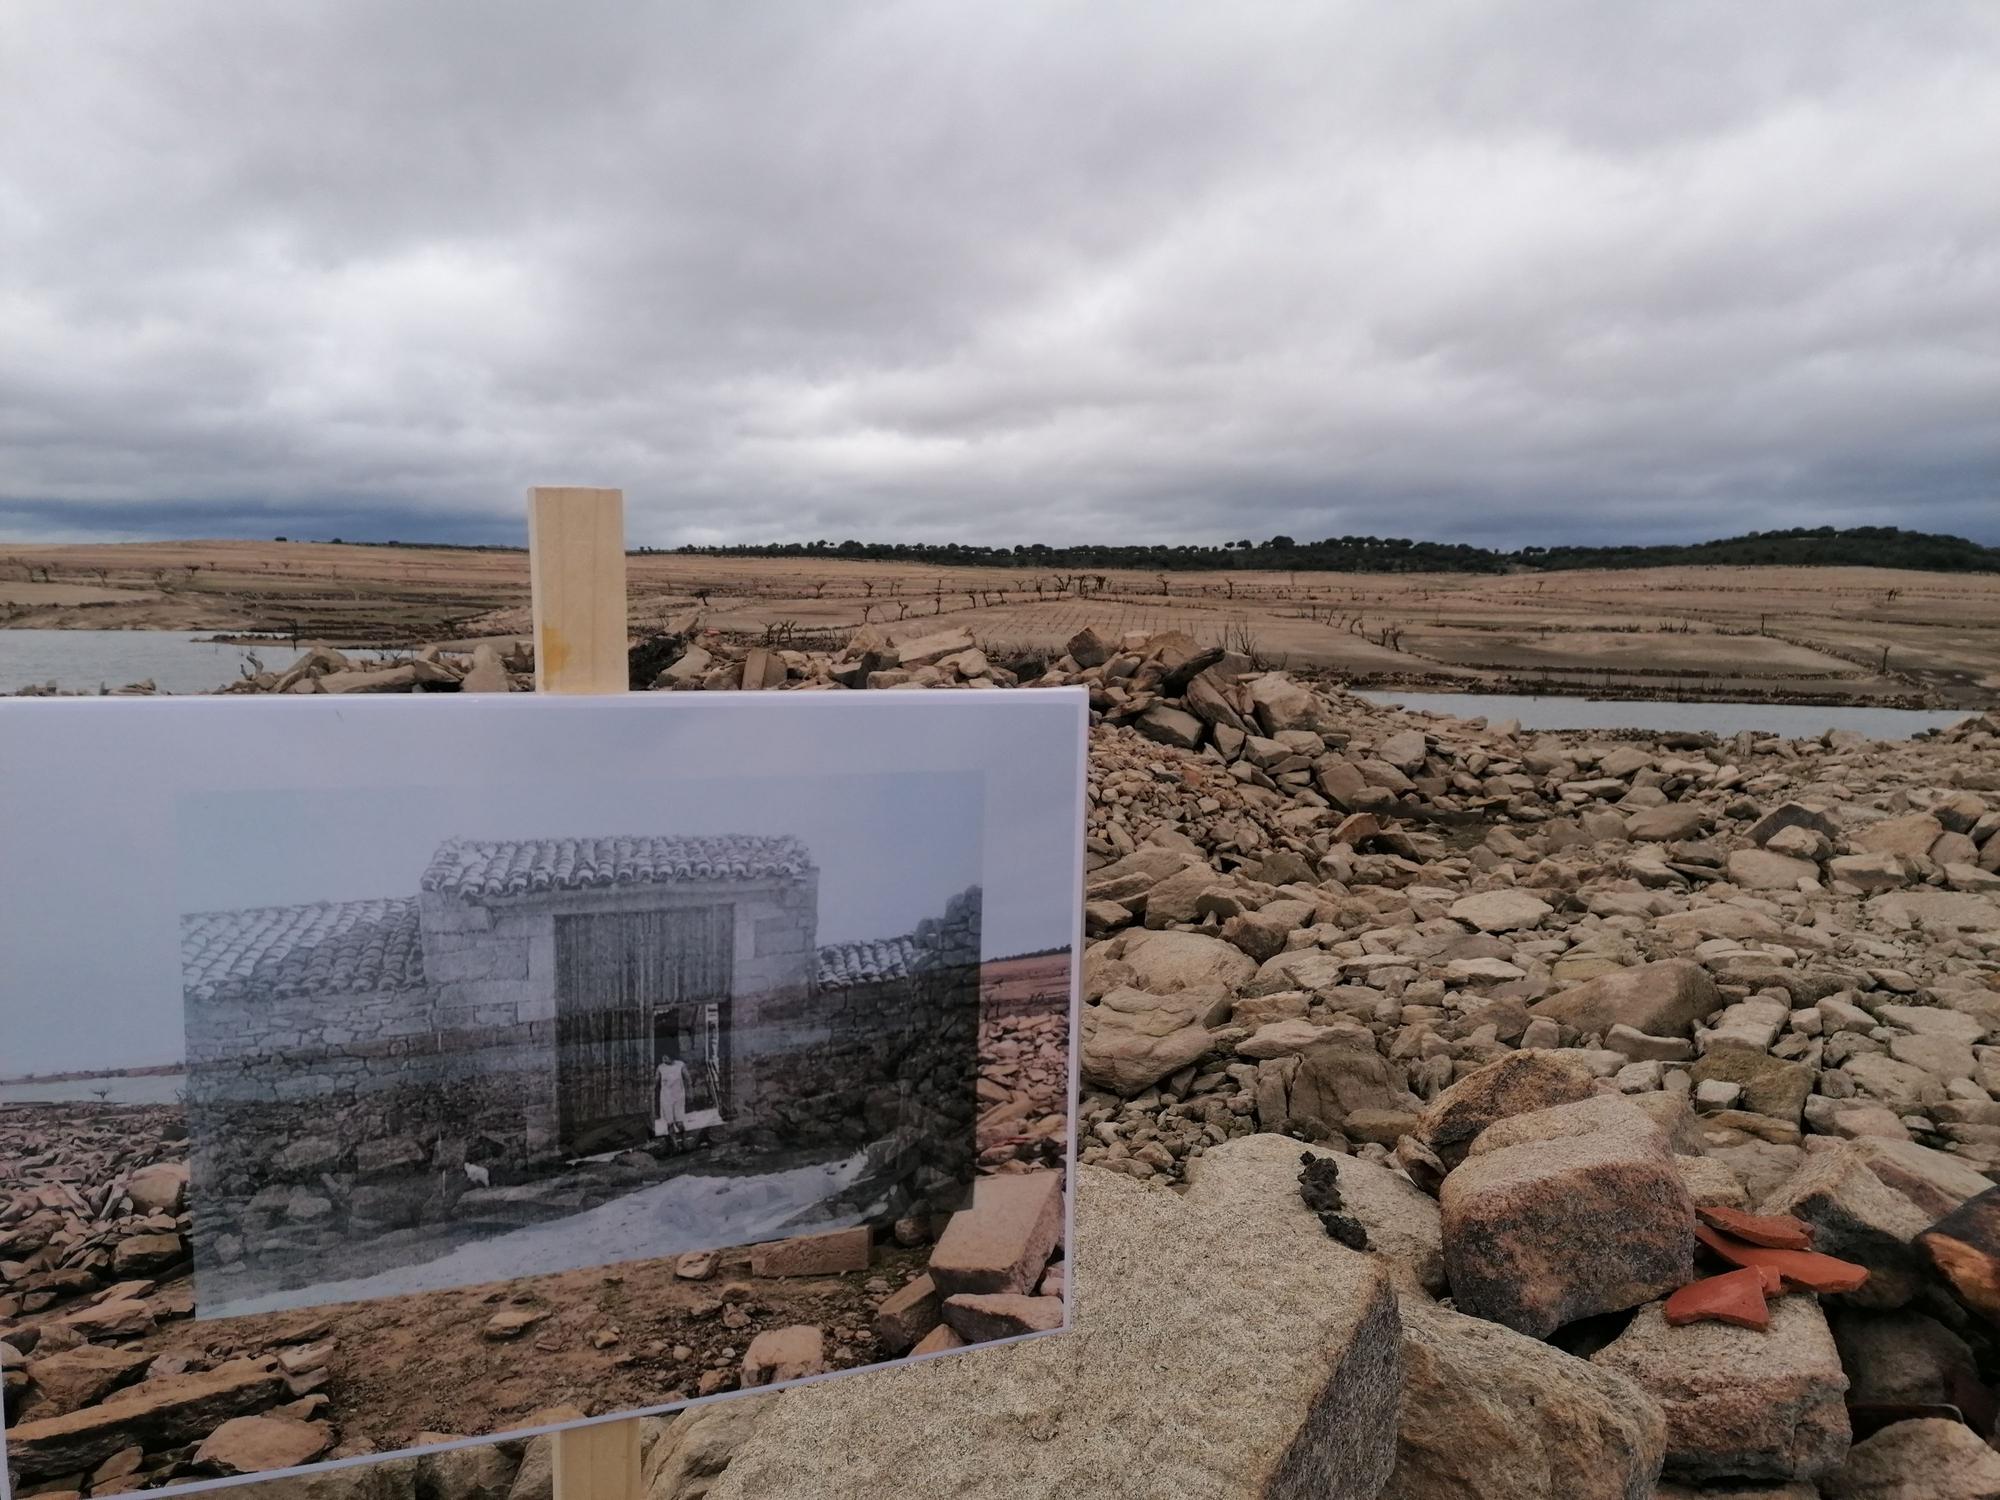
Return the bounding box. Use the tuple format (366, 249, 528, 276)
(4, 540, 1999, 707)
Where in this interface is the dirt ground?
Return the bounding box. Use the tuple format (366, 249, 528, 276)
(2, 960, 1071, 1469)
(4, 540, 1997, 706)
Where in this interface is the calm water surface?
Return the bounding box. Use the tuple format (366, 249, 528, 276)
(0, 1072, 187, 1105)
(1, 630, 388, 695)
(1355, 690, 1976, 740)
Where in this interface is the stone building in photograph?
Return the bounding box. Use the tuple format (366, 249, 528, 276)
(180, 834, 980, 1302)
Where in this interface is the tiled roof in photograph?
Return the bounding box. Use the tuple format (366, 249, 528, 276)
(817, 935, 919, 989)
(180, 898, 426, 1003)
(421, 835, 815, 900)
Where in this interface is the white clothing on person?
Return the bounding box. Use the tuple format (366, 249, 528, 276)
(656, 1059, 689, 1133)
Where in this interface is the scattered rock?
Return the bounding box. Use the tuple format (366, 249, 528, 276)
(1380, 1294, 1667, 1500)
(194, 1414, 334, 1475)
(1591, 1295, 1849, 1484)
(1821, 1416, 2000, 1500)
(1440, 1126, 1696, 1337)
(705, 1165, 1403, 1500)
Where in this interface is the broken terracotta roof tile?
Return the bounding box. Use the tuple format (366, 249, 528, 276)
(1664, 1268, 1771, 1330)
(1694, 1222, 1871, 1295)
(1695, 1204, 1814, 1251)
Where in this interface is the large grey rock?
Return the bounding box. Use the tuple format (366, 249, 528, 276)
(1591, 1297, 1849, 1484)
(1245, 672, 1330, 736)
(1727, 849, 1819, 891)
(1464, 1093, 1667, 1160)
(1830, 1309, 1980, 1417)
(1081, 985, 1226, 1095)
(1136, 703, 1205, 750)
(1381, 1296, 1665, 1500)
(1441, 1127, 1695, 1338)
(1848, 1136, 1995, 1220)
(640, 1399, 774, 1500)
(1202, 1135, 1443, 1295)
(1118, 929, 1260, 995)
(706, 1166, 1403, 1500)
(1853, 813, 1944, 859)
(1448, 889, 1552, 933)
(1247, 948, 1352, 995)
(1749, 802, 1840, 847)
(1689, 1049, 1814, 1125)
(1529, 960, 1723, 1040)
(1757, 1144, 1934, 1308)
(1627, 805, 1706, 842)
(1256, 1038, 1410, 1141)
(1414, 1050, 1599, 1168)
(1821, 1417, 2000, 1500)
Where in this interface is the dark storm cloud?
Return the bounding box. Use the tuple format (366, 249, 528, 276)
(2, 1, 1995, 547)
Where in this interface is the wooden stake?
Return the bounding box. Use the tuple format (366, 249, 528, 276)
(530, 485, 644, 1500)
(554, 1419, 642, 1500)
(529, 487, 628, 694)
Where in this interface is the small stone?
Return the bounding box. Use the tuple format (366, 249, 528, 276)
(740, 1326, 826, 1388)
(1447, 890, 1551, 933)
(928, 1170, 1064, 1298)
(1529, 959, 1723, 1039)
(1695, 1080, 1743, 1112)
(873, 1275, 942, 1356)
(674, 1250, 718, 1280)
(193, 1415, 332, 1475)
(749, 1227, 871, 1278)
(940, 1293, 1066, 1342)
(482, 1307, 547, 1340)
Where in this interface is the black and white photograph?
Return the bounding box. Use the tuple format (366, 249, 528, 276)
(0, 691, 1083, 1495)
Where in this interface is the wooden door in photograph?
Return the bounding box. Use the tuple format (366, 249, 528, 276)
(554, 906, 734, 1153)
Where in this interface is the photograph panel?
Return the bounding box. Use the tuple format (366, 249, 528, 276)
(0, 691, 1083, 1497)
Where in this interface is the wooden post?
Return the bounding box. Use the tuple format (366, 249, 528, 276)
(529, 487, 628, 695)
(530, 485, 644, 1500)
(554, 1420, 642, 1500)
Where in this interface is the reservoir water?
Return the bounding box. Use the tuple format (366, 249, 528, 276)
(2, 630, 295, 695)
(2, 629, 1984, 740)
(0, 1072, 187, 1105)
(1354, 690, 1976, 740)
(0, 628, 398, 700)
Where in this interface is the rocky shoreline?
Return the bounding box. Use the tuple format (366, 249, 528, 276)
(1, 993, 1067, 1499)
(628, 625, 1999, 1498)
(10, 623, 2000, 1498)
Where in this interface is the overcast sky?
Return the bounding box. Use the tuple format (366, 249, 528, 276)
(2, 691, 1082, 1074)
(3, 2, 1995, 549)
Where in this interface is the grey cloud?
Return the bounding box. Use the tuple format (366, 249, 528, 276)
(1, 1, 1995, 548)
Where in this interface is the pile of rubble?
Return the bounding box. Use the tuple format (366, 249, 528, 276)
(641, 627, 2000, 1498)
(16, 620, 2000, 1498)
(0, 1105, 347, 1489)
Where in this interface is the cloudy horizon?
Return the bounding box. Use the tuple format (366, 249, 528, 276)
(3, 2, 1996, 549)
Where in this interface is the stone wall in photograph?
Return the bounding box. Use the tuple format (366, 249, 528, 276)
(739, 885, 983, 1219)
(184, 986, 565, 1296)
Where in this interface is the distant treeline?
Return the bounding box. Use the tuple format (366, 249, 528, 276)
(647, 526, 2000, 575)
(291, 526, 2000, 575)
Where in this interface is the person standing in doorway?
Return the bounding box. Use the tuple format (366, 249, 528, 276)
(656, 1044, 689, 1153)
